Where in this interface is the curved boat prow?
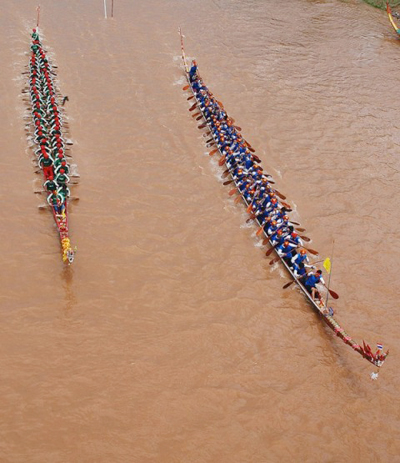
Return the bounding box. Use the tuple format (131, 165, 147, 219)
(387, 2, 400, 35)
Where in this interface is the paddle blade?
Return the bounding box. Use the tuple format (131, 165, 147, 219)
(256, 226, 264, 237)
(187, 95, 195, 100)
(222, 171, 230, 179)
(248, 147, 255, 153)
(223, 180, 233, 186)
(228, 188, 237, 196)
(329, 289, 339, 300)
(306, 248, 318, 256)
(262, 237, 269, 246)
(209, 148, 218, 156)
(269, 256, 279, 265)
(234, 126, 242, 131)
(218, 156, 226, 166)
(275, 190, 286, 200)
(283, 280, 295, 289)
(296, 227, 306, 232)
(196, 115, 203, 121)
(192, 112, 201, 118)
(234, 195, 242, 204)
(265, 247, 275, 257)
(300, 236, 311, 242)
(198, 123, 207, 129)
(183, 84, 190, 91)
(189, 102, 197, 111)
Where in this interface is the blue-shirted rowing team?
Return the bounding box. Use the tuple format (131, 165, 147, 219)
(29, 29, 71, 216)
(189, 60, 328, 306)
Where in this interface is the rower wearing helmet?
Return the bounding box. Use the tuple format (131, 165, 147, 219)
(55, 168, 70, 186)
(270, 228, 284, 246)
(288, 231, 303, 248)
(266, 197, 279, 215)
(55, 160, 69, 175)
(54, 152, 65, 169)
(291, 249, 312, 269)
(267, 220, 279, 236)
(44, 176, 57, 192)
(277, 240, 295, 265)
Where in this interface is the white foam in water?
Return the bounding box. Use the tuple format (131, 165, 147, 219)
(173, 76, 186, 86)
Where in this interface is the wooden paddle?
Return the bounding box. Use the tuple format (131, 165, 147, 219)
(187, 95, 195, 101)
(222, 170, 230, 179)
(229, 188, 238, 196)
(223, 179, 233, 186)
(189, 102, 197, 111)
(234, 126, 242, 131)
(300, 235, 310, 242)
(183, 84, 190, 91)
(274, 190, 286, 200)
(327, 288, 339, 299)
(209, 148, 218, 156)
(218, 156, 226, 166)
(196, 115, 203, 121)
(192, 112, 201, 118)
(198, 123, 207, 129)
(283, 280, 296, 289)
(234, 195, 242, 204)
(256, 225, 265, 237)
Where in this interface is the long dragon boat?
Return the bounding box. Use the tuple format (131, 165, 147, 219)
(179, 29, 388, 370)
(25, 28, 76, 264)
(386, 2, 400, 36)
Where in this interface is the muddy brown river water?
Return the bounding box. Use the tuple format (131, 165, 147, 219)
(0, 0, 399, 461)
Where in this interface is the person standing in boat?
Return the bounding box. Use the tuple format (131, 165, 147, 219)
(40, 152, 54, 179)
(189, 60, 198, 83)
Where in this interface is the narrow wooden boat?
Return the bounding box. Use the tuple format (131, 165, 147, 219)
(26, 28, 76, 263)
(179, 29, 388, 370)
(386, 2, 400, 35)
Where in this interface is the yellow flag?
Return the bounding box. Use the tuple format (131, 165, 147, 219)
(323, 258, 331, 274)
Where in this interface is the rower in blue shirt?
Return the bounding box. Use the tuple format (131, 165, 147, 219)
(277, 240, 295, 265)
(304, 270, 325, 301)
(291, 249, 310, 268)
